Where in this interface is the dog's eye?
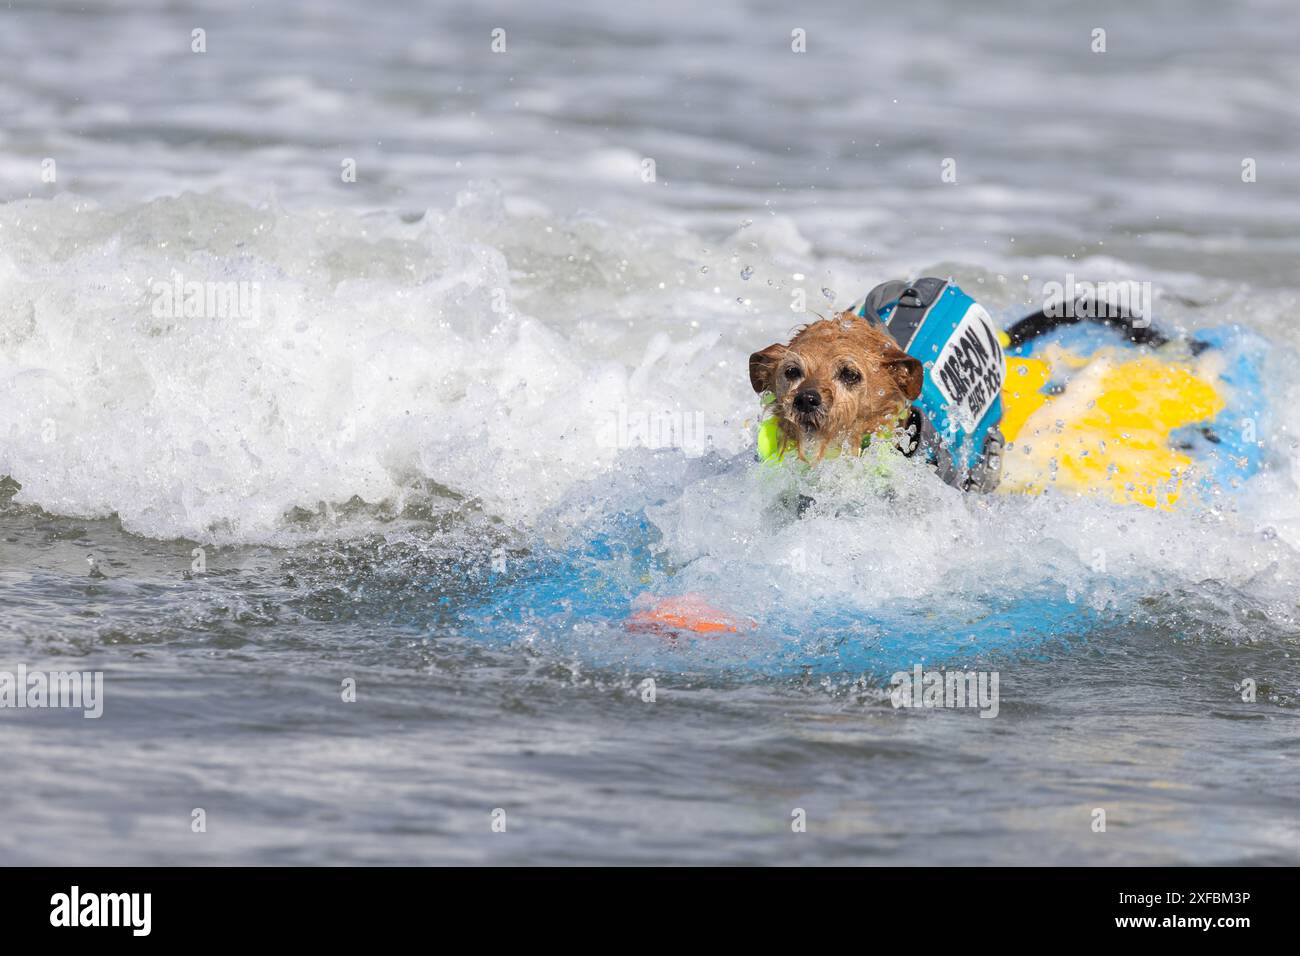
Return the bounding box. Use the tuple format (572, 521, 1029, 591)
(783, 366, 802, 381)
(837, 367, 862, 386)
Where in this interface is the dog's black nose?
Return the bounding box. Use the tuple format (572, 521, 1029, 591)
(793, 388, 821, 412)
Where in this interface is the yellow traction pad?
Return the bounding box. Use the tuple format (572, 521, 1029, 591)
(998, 345, 1225, 509)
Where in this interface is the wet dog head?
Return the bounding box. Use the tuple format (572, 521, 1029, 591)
(749, 311, 923, 460)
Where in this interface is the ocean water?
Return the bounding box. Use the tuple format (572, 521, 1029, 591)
(2, 0, 1299, 864)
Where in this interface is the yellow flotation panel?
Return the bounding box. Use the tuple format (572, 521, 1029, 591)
(755, 396, 890, 466)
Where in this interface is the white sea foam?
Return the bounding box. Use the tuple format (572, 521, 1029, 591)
(0, 188, 792, 541)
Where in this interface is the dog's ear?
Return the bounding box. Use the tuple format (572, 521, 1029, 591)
(749, 343, 787, 393)
(883, 347, 924, 400)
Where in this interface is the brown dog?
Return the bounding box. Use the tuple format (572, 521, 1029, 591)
(749, 311, 924, 462)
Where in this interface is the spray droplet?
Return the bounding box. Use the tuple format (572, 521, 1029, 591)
(740, 266, 753, 280)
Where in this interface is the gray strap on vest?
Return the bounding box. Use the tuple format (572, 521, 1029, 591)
(860, 277, 949, 350)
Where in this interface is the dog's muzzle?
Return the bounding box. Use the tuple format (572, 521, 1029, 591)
(791, 388, 826, 430)
(793, 388, 821, 412)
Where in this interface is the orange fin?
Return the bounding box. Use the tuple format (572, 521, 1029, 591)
(625, 594, 751, 636)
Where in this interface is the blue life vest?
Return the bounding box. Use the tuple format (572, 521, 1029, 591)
(852, 278, 1006, 491)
